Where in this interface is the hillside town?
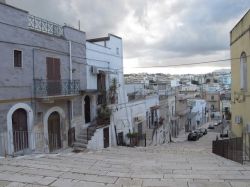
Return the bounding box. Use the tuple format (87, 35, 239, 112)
(0, 1, 250, 186)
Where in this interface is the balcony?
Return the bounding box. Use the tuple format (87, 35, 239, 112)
(34, 79, 80, 99)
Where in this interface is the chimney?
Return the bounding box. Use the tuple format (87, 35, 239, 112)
(0, 0, 6, 3)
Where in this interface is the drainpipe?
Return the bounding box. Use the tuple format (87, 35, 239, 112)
(69, 41, 73, 81)
(68, 41, 73, 129)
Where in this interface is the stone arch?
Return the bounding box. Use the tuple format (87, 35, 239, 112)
(7, 103, 34, 155)
(43, 106, 65, 153)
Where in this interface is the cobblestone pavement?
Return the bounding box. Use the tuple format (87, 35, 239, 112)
(1, 131, 250, 187)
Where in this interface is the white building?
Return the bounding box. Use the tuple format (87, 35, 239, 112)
(202, 83, 221, 93)
(218, 74, 231, 85)
(171, 79, 180, 87)
(75, 34, 126, 150)
(83, 35, 167, 149)
(187, 99, 207, 129)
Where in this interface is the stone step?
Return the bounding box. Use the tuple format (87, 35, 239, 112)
(73, 127, 97, 150)
(73, 142, 87, 148)
(75, 138, 88, 144)
(77, 134, 88, 140)
(78, 128, 95, 136)
(72, 147, 86, 153)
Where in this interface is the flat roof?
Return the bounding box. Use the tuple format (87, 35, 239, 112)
(0, 2, 28, 13)
(87, 33, 122, 43)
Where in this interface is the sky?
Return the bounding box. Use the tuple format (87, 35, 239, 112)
(7, 0, 250, 74)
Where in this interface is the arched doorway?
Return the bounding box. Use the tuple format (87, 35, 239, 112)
(84, 95, 91, 123)
(12, 108, 28, 152)
(48, 111, 61, 152)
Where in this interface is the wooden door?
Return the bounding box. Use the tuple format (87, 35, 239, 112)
(48, 112, 61, 152)
(12, 109, 28, 152)
(103, 127, 109, 148)
(138, 123, 143, 138)
(47, 57, 61, 95)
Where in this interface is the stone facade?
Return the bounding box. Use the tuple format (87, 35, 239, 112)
(0, 2, 86, 155)
(230, 9, 250, 157)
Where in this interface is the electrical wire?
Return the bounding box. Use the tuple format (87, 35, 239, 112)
(123, 55, 250, 69)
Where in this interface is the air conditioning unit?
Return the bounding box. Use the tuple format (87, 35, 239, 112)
(91, 66, 98, 74)
(235, 116, 242, 124)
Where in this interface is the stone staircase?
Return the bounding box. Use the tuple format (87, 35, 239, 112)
(73, 127, 96, 151)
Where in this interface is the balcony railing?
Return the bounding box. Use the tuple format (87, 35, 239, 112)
(34, 79, 80, 97)
(28, 15, 63, 37)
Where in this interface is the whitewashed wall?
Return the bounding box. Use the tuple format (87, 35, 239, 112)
(87, 126, 111, 150)
(86, 34, 126, 104)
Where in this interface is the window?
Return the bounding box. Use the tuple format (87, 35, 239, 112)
(14, 50, 22, 67)
(211, 96, 214, 100)
(240, 52, 247, 91)
(116, 48, 119, 55)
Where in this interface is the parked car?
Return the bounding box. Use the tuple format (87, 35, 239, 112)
(208, 124, 215, 129)
(218, 120, 222, 125)
(194, 129, 203, 138)
(188, 131, 200, 141)
(214, 121, 219, 126)
(220, 132, 229, 138)
(199, 128, 207, 135)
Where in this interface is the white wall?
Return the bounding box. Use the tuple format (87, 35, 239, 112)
(86, 34, 126, 104)
(87, 126, 108, 150)
(189, 99, 207, 127)
(125, 83, 145, 94)
(111, 95, 160, 145)
(171, 79, 180, 87)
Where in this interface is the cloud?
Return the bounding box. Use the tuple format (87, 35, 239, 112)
(7, 0, 129, 38)
(7, 0, 250, 72)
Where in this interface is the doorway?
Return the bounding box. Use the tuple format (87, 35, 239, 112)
(103, 127, 109, 148)
(12, 109, 28, 152)
(84, 95, 91, 123)
(48, 111, 61, 152)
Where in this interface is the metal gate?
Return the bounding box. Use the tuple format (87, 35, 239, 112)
(212, 137, 243, 164)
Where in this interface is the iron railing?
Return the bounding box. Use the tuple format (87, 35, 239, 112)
(28, 15, 63, 37)
(34, 79, 80, 97)
(128, 133, 146, 147)
(212, 137, 243, 164)
(0, 131, 60, 156)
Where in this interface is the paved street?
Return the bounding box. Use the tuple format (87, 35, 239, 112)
(1, 131, 250, 187)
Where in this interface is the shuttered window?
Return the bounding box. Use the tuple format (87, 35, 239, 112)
(14, 50, 22, 67)
(240, 52, 247, 91)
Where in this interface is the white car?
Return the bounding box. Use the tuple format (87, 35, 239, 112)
(214, 121, 219, 126)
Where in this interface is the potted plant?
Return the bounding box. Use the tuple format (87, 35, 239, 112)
(127, 132, 138, 146)
(109, 78, 117, 104)
(159, 117, 164, 125)
(97, 104, 111, 126)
